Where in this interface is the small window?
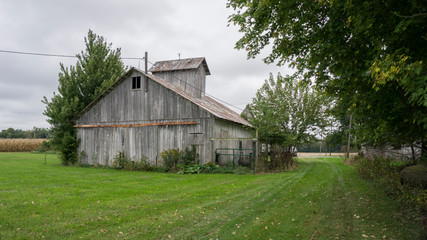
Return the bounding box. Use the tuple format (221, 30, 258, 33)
(132, 76, 141, 90)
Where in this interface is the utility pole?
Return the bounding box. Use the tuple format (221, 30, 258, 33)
(144, 52, 148, 92)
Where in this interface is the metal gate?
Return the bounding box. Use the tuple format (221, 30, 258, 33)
(214, 148, 255, 171)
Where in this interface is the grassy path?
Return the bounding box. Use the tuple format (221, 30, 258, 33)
(0, 153, 423, 239)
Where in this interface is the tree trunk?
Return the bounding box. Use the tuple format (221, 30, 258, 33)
(421, 140, 427, 163)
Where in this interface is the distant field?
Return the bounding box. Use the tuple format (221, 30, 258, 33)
(0, 153, 423, 239)
(0, 139, 45, 152)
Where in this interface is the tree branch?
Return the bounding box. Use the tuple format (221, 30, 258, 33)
(392, 11, 427, 19)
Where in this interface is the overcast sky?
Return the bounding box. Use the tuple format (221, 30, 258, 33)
(0, 0, 293, 131)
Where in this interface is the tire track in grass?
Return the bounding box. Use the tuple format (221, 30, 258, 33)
(169, 159, 315, 239)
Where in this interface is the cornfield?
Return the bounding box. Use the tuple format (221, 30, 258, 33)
(0, 139, 46, 152)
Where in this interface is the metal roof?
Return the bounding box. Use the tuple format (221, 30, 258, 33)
(149, 57, 211, 75)
(73, 67, 251, 127)
(147, 71, 250, 126)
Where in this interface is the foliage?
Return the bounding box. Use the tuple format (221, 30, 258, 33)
(245, 73, 329, 149)
(1, 153, 423, 239)
(110, 151, 165, 172)
(177, 162, 232, 174)
(0, 127, 51, 139)
(228, 0, 427, 158)
(42, 30, 126, 165)
(133, 156, 166, 172)
(160, 148, 183, 172)
(58, 131, 78, 165)
(111, 151, 128, 169)
(34, 140, 55, 153)
(256, 150, 296, 173)
(182, 145, 199, 166)
(354, 156, 427, 211)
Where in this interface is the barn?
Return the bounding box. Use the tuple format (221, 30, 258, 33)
(72, 57, 256, 166)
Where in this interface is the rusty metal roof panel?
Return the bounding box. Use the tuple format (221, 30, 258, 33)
(149, 57, 211, 75)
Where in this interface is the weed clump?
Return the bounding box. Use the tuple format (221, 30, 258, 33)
(111, 151, 165, 172)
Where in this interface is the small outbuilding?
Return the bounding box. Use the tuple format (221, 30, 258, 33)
(73, 57, 256, 166)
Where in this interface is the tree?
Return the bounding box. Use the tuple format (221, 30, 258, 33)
(228, 0, 427, 159)
(43, 30, 126, 165)
(245, 73, 329, 151)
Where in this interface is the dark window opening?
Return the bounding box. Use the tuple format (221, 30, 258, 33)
(132, 76, 141, 89)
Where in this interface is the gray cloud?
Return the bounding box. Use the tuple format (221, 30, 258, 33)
(0, 0, 291, 130)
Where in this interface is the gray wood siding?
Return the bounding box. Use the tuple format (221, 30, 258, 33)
(152, 66, 206, 99)
(211, 118, 255, 165)
(76, 70, 213, 165)
(77, 123, 211, 165)
(76, 71, 210, 125)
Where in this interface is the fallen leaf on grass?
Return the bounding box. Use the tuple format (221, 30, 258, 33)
(362, 234, 368, 238)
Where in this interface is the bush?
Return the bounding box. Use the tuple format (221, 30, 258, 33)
(133, 155, 165, 171)
(354, 156, 427, 211)
(256, 151, 296, 172)
(160, 148, 183, 172)
(183, 146, 199, 166)
(111, 151, 128, 169)
(111, 151, 165, 172)
(59, 132, 78, 165)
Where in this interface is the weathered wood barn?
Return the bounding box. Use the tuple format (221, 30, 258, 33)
(73, 57, 255, 166)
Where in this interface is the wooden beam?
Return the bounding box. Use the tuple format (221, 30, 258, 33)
(210, 138, 258, 141)
(74, 121, 198, 128)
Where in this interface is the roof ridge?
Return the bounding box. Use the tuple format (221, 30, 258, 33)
(149, 57, 211, 75)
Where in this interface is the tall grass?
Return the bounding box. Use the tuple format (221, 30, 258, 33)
(353, 156, 427, 214)
(0, 139, 45, 152)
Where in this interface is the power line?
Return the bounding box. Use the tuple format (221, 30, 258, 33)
(0, 49, 76, 58)
(0, 48, 244, 111)
(0, 49, 144, 60)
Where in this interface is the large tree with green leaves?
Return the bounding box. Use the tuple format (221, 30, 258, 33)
(245, 73, 329, 151)
(43, 30, 126, 165)
(228, 0, 427, 159)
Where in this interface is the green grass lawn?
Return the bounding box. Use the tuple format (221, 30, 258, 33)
(0, 153, 423, 239)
